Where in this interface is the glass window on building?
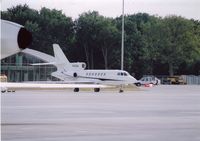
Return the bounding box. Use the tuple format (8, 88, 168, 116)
(1, 52, 58, 82)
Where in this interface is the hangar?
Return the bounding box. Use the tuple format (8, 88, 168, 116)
(0, 49, 59, 82)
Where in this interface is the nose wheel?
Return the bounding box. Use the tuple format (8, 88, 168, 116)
(119, 89, 124, 93)
(74, 88, 79, 92)
(119, 85, 124, 93)
(94, 88, 100, 92)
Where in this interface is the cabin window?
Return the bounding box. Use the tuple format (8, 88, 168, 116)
(103, 73, 106, 76)
(117, 72, 121, 76)
(82, 64, 85, 68)
(124, 73, 127, 76)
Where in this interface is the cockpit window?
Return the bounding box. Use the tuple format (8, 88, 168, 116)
(82, 64, 85, 68)
(117, 72, 128, 76)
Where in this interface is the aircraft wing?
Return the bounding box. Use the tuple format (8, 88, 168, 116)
(31, 62, 55, 66)
(1, 82, 113, 91)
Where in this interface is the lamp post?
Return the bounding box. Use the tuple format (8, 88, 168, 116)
(121, 0, 125, 70)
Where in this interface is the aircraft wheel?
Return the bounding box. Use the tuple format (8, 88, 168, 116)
(1, 90, 6, 93)
(94, 88, 100, 92)
(1, 87, 7, 93)
(119, 89, 124, 93)
(135, 82, 141, 87)
(74, 88, 79, 92)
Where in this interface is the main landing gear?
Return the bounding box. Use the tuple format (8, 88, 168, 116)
(74, 88, 79, 92)
(94, 88, 100, 92)
(119, 85, 124, 93)
(119, 89, 124, 93)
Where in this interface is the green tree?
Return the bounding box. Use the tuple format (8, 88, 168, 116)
(2, 5, 200, 76)
(75, 11, 111, 69)
(142, 16, 164, 74)
(96, 18, 120, 69)
(1, 4, 39, 25)
(115, 13, 153, 77)
(36, 7, 74, 55)
(161, 16, 200, 76)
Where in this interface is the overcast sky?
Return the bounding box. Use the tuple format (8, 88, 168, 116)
(1, 0, 200, 20)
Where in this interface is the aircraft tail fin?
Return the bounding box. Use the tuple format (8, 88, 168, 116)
(31, 44, 71, 71)
(53, 44, 70, 64)
(53, 44, 71, 71)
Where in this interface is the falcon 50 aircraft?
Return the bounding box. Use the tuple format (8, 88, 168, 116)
(33, 44, 138, 89)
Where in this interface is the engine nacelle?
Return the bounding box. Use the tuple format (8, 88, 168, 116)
(62, 71, 78, 78)
(71, 62, 86, 70)
(1, 20, 32, 59)
(73, 72, 78, 77)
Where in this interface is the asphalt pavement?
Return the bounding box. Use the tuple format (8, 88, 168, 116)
(1, 85, 200, 141)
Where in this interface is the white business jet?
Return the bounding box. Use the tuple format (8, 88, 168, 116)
(34, 44, 138, 90)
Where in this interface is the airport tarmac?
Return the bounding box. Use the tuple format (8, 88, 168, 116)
(1, 85, 200, 141)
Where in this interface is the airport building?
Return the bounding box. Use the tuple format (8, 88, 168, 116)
(1, 49, 59, 82)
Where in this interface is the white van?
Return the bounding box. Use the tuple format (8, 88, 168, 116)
(138, 76, 161, 85)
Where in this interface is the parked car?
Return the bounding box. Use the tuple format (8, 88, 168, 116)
(137, 76, 161, 86)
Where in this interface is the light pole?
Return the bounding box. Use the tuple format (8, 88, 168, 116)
(121, 0, 125, 70)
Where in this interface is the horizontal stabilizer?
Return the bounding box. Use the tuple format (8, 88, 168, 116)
(31, 62, 55, 66)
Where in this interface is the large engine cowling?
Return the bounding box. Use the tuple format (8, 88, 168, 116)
(52, 71, 79, 80)
(71, 62, 86, 70)
(73, 72, 78, 77)
(62, 71, 78, 78)
(1, 20, 32, 59)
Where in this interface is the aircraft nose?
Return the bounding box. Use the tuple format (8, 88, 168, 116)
(129, 75, 137, 82)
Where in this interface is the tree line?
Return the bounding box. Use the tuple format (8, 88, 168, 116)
(1, 4, 200, 78)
